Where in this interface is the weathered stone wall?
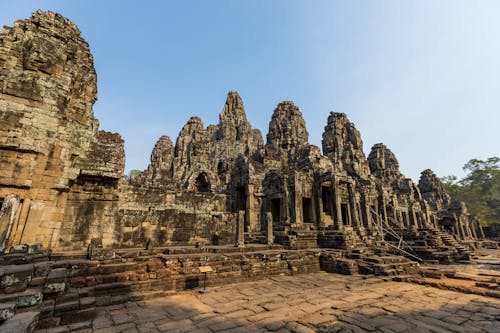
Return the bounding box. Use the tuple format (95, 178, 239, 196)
(0, 11, 124, 250)
(115, 187, 236, 247)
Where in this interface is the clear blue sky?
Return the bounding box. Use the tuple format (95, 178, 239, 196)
(1, 1, 499, 181)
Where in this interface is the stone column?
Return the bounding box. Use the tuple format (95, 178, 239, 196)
(266, 212, 273, 245)
(347, 183, 360, 228)
(379, 193, 388, 226)
(0, 195, 21, 252)
(236, 210, 245, 247)
(422, 203, 432, 228)
(360, 192, 372, 230)
(246, 184, 255, 232)
(283, 175, 290, 226)
(392, 196, 402, 228)
(478, 220, 485, 239)
(465, 220, 474, 239)
(372, 203, 380, 230)
(9, 198, 31, 247)
(470, 220, 478, 238)
(455, 214, 465, 240)
(409, 205, 418, 230)
(333, 180, 343, 230)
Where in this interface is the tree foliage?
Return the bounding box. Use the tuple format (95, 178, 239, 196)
(441, 157, 500, 226)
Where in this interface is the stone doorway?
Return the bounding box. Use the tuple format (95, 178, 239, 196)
(270, 198, 281, 224)
(341, 203, 349, 226)
(401, 211, 408, 227)
(302, 197, 313, 223)
(235, 186, 246, 211)
(321, 187, 332, 216)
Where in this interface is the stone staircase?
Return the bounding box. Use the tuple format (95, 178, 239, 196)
(397, 228, 474, 263)
(320, 246, 420, 277)
(244, 231, 266, 244)
(317, 226, 364, 250)
(1, 243, 326, 331)
(0, 245, 57, 333)
(275, 227, 319, 249)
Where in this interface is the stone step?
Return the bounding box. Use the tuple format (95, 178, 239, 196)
(1, 310, 39, 333)
(44, 268, 67, 294)
(0, 263, 34, 289)
(0, 288, 43, 308)
(0, 302, 16, 322)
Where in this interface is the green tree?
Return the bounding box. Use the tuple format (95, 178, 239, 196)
(441, 157, 500, 226)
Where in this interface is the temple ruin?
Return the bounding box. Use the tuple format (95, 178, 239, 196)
(0, 11, 497, 332)
(0, 11, 485, 255)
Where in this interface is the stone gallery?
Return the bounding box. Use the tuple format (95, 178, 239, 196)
(0, 11, 498, 333)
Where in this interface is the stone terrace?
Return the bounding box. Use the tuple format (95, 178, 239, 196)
(34, 272, 500, 333)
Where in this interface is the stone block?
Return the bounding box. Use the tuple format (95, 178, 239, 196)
(0, 263, 34, 288)
(1, 311, 39, 333)
(0, 302, 16, 322)
(0, 288, 43, 308)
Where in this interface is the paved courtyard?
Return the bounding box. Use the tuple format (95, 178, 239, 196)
(38, 272, 500, 333)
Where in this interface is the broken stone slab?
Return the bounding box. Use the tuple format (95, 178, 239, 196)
(0, 302, 16, 322)
(0, 263, 34, 288)
(1, 311, 39, 333)
(44, 268, 67, 294)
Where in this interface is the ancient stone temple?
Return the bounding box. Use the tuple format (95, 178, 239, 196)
(0, 11, 486, 254)
(2, 11, 500, 333)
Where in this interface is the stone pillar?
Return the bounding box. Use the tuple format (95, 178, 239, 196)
(392, 196, 402, 228)
(409, 206, 418, 230)
(333, 180, 343, 230)
(283, 175, 290, 226)
(462, 220, 471, 239)
(478, 220, 485, 239)
(246, 184, 256, 232)
(0, 195, 21, 252)
(347, 183, 360, 228)
(379, 193, 388, 226)
(455, 214, 465, 240)
(360, 192, 372, 230)
(431, 215, 438, 229)
(236, 210, 245, 247)
(9, 198, 31, 247)
(266, 212, 273, 245)
(420, 202, 431, 228)
(372, 203, 380, 230)
(470, 220, 478, 238)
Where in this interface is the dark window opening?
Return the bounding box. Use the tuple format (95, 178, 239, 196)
(217, 161, 227, 180)
(271, 198, 281, 224)
(302, 197, 313, 222)
(341, 203, 349, 225)
(321, 187, 332, 215)
(401, 211, 408, 226)
(236, 186, 246, 211)
(195, 173, 211, 193)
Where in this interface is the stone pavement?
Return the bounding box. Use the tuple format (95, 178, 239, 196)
(36, 272, 500, 333)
